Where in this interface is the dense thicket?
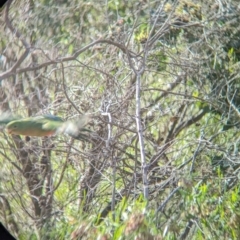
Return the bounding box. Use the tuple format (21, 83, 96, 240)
(1, 0, 240, 239)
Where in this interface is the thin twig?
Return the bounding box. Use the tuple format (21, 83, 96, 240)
(53, 138, 74, 192)
(101, 104, 116, 218)
(61, 62, 83, 115)
(156, 187, 180, 213)
(136, 72, 149, 199)
(190, 130, 204, 173)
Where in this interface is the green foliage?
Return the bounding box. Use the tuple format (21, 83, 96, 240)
(1, 0, 240, 239)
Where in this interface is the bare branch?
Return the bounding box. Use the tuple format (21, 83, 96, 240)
(0, 39, 136, 81)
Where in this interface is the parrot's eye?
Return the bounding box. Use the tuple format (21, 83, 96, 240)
(13, 125, 17, 128)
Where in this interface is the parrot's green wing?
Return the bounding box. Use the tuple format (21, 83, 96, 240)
(40, 115, 64, 131)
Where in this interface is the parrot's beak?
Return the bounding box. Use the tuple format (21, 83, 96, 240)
(6, 128, 12, 134)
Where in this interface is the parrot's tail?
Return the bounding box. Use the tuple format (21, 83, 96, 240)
(67, 128, 92, 140)
(59, 115, 91, 140)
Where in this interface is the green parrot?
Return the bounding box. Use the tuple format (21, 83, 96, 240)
(0, 113, 90, 140)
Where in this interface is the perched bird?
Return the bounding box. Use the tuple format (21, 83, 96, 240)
(0, 113, 90, 140)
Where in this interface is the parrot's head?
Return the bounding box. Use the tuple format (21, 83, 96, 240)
(6, 120, 31, 135)
(6, 121, 21, 135)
